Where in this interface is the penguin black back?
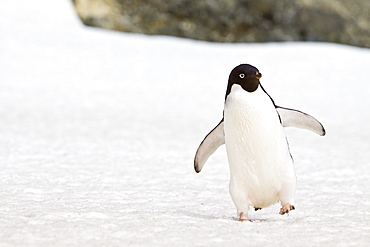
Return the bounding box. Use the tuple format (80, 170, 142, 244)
(225, 64, 262, 99)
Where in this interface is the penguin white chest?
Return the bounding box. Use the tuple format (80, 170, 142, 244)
(224, 85, 295, 209)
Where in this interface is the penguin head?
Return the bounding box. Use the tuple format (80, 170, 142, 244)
(225, 64, 262, 98)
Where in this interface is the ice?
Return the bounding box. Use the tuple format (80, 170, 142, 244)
(0, 0, 369, 246)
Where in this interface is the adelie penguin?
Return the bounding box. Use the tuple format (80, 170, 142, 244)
(194, 64, 325, 221)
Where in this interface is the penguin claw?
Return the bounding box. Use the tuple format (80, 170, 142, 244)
(239, 218, 251, 222)
(279, 204, 295, 215)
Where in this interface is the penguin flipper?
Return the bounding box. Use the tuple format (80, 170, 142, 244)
(194, 119, 225, 173)
(276, 106, 326, 136)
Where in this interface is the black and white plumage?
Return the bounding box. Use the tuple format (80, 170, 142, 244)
(194, 64, 325, 221)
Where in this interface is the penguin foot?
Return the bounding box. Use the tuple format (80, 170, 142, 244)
(279, 204, 295, 215)
(238, 212, 250, 222)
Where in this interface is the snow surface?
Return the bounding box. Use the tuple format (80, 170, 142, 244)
(1, 0, 369, 246)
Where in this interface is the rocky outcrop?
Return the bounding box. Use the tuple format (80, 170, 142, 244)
(72, 0, 370, 48)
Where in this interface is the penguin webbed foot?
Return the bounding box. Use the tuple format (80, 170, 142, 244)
(279, 204, 295, 215)
(254, 207, 262, 211)
(238, 212, 250, 222)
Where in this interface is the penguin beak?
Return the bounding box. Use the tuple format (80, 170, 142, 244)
(255, 72, 262, 79)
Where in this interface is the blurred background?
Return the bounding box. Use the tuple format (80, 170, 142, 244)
(72, 0, 370, 48)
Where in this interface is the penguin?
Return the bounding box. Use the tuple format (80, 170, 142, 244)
(194, 64, 325, 221)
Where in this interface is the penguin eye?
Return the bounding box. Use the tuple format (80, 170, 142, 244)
(239, 73, 245, 79)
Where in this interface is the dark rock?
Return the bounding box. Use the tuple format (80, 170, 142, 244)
(72, 0, 370, 48)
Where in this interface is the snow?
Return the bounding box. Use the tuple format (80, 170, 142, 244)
(0, 0, 369, 246)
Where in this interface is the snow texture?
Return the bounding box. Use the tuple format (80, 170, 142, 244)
(0, 0, 369, 246)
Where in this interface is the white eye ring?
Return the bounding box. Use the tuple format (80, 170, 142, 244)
(239, 73, 245, 79)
